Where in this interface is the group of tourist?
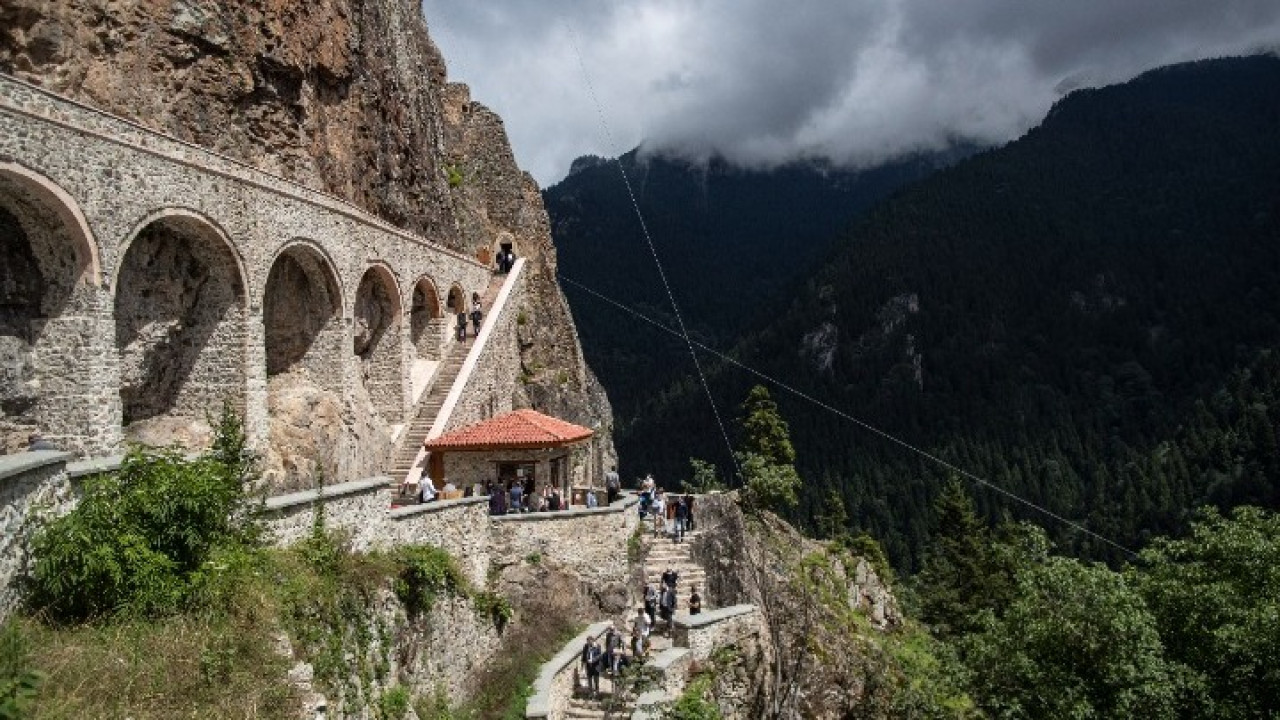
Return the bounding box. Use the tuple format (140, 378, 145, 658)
(485, 480, 583, 515)
(580, 566, 704, 695)
(637, 474, 695, 542)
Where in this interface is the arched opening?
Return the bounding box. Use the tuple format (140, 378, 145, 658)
(262, 242, 345, 488)
(0, 166, 100, 454)
(493, 232, 517, 274)
(114, 211, 247, 450)
(445, 284, 465, 318)
(264, 243, 343, 383)
(353, 265, 404, 424)
(410, 276, 443, 359)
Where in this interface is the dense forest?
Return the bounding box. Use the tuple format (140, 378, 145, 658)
(603, 55, 1280, 568)
(544, 146, 974, 434)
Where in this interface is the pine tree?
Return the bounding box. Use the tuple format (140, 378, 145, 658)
(737, 385, 802, 514)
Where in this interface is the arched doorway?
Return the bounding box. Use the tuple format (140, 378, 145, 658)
(410, 276, 443, 360)
(353, 265, 404, 423)
(0, 165, 101, 454)
(114, 210, 247, 449)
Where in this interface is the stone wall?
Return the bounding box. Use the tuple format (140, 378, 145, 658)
(526, 621, 611, 720)
(492, 495, 640, 589)
(0, 451, 75, 620)
(387, 499, 495, 587)
(671, 605, 762, 663)
(0, 75, 490, 482)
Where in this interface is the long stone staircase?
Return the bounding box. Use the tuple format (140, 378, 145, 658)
(388, 273, 506, 501)
(560, 522, 707, 719)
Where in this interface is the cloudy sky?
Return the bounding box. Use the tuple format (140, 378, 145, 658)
(420, 1, 1280, 187)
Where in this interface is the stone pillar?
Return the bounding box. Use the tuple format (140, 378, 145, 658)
(244, 310, 270, 455)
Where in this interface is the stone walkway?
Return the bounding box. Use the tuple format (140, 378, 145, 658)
(559, 522, 707, 719)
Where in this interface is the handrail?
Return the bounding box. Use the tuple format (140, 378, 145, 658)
(426, 257, 527, 441)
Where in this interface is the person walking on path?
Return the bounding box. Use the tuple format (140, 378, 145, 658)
(604, 465, 621, 505)
(469, 292, 483, 337)
(583, 637, 603, 695)
(651, 489, 666, 535)
(673, 496, 688, 543)
(689, 587, 703, 615)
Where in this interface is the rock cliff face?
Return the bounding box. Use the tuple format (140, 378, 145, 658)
(691, 494, 904, 718)
(0, 0, 613, 462)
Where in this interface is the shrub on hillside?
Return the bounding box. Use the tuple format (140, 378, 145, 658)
(26, 405, 260, 623)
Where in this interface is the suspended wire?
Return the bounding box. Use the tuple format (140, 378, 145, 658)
(562, 21, 742, 481)
(558, 273, 1140, 560)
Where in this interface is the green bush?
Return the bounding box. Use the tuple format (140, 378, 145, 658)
(26, 405, 260, 623)
(379, 685, 410, 719)
(474, 590, 514, 631)
(666, 676, 722, 720)
(393, 546, 470, 619)
(0, 621, 42, 720)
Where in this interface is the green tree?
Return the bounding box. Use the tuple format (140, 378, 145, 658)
(738, 385, 796, 466)
(737, 452, 801, 514)
(914, 481, 1004, 638)
(815, 488, 849, 540)
(686, 457, 726, 493)
(736, 385, 802, 514)
(1134, 506, 1280, 717)
(963, 556, 1177, 719)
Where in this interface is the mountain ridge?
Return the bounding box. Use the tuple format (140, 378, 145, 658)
(616, 54, 1280, 566)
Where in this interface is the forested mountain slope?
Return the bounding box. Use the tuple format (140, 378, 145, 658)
(543, 147, 972, 433)
(620, 55, 1280, 566)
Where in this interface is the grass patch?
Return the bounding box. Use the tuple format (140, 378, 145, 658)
(456, 609, 580, 719)
(18, 584, 296, 719)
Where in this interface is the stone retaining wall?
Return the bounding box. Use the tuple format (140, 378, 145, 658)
(260, 478, 395, 551)
(671, 604, 762, 663)
(526, 621, 611, 719)
(493, 495, 640, 588)
(0, 452, 74, 621)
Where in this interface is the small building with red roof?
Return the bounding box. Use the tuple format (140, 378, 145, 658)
(422, 409, 596, 506)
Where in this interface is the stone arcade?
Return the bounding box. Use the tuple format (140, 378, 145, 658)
(0, 73, 505, 486)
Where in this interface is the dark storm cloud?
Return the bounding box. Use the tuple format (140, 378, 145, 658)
(421, 0, 1280, 185)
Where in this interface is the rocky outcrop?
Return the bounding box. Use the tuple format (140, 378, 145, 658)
(691, 493, 903, 718)
(0, 0, 613, 464)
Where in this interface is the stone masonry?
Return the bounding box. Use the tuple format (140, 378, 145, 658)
(0, 74, 492, 482)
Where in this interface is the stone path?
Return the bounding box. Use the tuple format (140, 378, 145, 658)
(643, 526, 707, 611)
(560, 523, 707, 718)
(388, 273, 506, 500)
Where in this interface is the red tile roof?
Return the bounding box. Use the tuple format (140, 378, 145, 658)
(424, 409, 594, 451)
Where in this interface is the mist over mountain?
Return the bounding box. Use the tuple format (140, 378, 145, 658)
(544, 146, 976, 436)
(611, 54, 1280, 566)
